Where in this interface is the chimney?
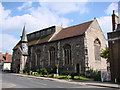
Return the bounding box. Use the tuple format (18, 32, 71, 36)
(116, 24, 120, 31)
(112, 10, 119, 31)
(116, 1, 120, 31)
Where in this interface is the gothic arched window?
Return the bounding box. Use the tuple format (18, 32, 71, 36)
(63, 44, 72, 64)
(35, 49, 41, 66)
(94, 38, 101, 61)
(49, 47, 55, 65)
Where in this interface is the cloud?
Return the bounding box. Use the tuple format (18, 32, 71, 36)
(105, 3, 118, 15)
(99, 2, 119, 39)
(0, 34, 19, 54)
(1, 2, 72, 54)
(2, 8, 70, 35)
(0, 3, 11, 26)
(17, 2, 32, 11)
(1, 2, 71, 34)
(39, 2, 89, 15)
(97, 16, 112, 39)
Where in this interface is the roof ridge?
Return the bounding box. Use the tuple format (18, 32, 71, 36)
(62, 20, 93, 30)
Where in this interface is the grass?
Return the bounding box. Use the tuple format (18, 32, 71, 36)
(74, 76, 88, 80)
(23, 73, 89, 80)
(57, 75, 88, 80)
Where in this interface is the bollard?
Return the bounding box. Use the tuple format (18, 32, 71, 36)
(102, 78, 104, 82)
(68, 74, 69, 80)
(115, 78, 117, 83)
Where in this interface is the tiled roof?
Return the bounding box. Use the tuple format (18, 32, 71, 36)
(35, 34, 53, 44)
(13, 20, 93, 50)
(0, 52, 12, 63)
(13, 34, 54, 50)
(51, 20, 93, 41)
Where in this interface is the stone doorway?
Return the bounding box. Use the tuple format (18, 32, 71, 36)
(16, 63, 20, 73)
(76, 64, 80, 74)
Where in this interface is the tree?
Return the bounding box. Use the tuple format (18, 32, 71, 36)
(100, 47, 109, 63)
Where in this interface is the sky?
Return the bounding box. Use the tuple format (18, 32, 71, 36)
(0, 0, 119, 54)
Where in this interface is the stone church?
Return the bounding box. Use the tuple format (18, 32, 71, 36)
(12, 18, 107, 75)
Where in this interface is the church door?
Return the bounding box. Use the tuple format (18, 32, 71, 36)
(76, 64, 79, 74)
(17, 64, 20, 73)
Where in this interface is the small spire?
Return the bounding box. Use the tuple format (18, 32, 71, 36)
(61, 22, 63, 27)
(21, 25, 27, 42)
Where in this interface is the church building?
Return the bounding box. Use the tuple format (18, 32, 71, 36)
(12, 18, 107, 75)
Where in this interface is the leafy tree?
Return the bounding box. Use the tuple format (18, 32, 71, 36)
(100, 47, 109, 63)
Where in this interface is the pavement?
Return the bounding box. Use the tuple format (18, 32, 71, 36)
(9, 73, 120, 89)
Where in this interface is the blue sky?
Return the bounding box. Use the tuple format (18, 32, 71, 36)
(0, 1, 119, 54)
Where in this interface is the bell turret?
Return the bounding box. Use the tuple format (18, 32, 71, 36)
(21, 25, 27, 42)
(20, 25, 28, 52)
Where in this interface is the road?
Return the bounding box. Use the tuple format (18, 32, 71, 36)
(1, 72, 110, 89)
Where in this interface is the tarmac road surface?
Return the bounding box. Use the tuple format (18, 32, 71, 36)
(1, 72, 112, 89)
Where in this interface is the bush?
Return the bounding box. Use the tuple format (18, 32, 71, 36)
(62, 72, 70, 75)
(31, 68, 36, 72)
(23, 67, 28, 73)
(90, 71, 101, 81)
(70, 73, 78, 79)
(49, 66, 57, 74)
(40, 68, 47, 76)
(36, 69, 40, 74)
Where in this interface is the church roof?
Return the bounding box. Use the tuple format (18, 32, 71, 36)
(13, 20, 93, 50)
(13, 34, 53, 50)
(51, 20, 93, 41)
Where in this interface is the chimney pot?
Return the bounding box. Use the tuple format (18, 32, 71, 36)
(113, 10, 115, 14)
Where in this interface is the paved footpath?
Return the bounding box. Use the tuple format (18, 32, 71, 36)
(10, 73, 120, 89)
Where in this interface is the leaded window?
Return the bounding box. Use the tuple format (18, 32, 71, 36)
(35, 49, 41, 66)
(63, 44, 72, 64)
(94, 38, 101, 61)
(49, 47, 55, 65)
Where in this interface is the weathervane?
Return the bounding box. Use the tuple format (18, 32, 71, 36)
(61, 22, 63, 27)
(24, 22, 26, 26)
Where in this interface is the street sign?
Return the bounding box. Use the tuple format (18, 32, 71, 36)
(56, 64, 58, 68)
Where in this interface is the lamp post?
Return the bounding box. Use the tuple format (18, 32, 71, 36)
(56, 59, 59, 77)
(57, 41, 60, 76)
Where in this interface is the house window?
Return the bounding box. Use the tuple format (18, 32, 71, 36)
(47, 29, 51, 34)
(41, 31, 43, 36)
(63, 44, 72, 64)
(43, 31, 45, 36)
(94, 38, 101, 61)
(49, 47, 55, 65)
(36, 32, 39, 37)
